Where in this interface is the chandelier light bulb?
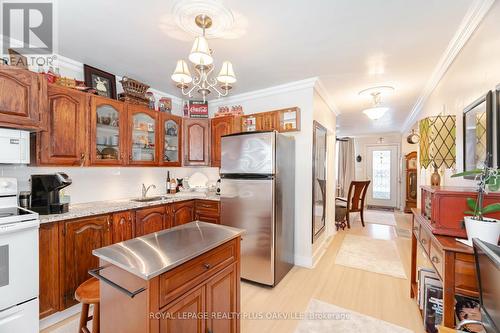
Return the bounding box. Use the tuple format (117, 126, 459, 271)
(189, 36, 213, 66)
(217, 61, 237, 84)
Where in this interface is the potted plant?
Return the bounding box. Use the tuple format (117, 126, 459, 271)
(451, 164, 500, 245)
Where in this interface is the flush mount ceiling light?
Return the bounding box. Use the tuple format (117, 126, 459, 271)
(359, 86, 394, 120)
(171, 14, 236, 102)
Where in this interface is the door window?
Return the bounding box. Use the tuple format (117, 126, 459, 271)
(372, 150, 391, 200)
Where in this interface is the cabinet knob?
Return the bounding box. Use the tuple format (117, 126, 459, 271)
(421, 239, 426, 244)
(431, 256, 440, 264)
(203, 263, 211, 270)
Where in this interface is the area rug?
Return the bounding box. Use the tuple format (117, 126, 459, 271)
(335, 234, 407, 279)
(295, 299, 413, 333)
(361, 210, 397, 226)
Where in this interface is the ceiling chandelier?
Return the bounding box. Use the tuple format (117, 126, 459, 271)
(171, 14, 236, 102)
(359, 86, 394, 120)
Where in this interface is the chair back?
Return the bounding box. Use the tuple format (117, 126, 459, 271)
(346, 180, 370, 212)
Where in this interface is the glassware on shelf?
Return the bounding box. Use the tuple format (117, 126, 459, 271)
(163, 120, 179, 163)
(96, 104, 120, 160)
(132, 113, 156, 162)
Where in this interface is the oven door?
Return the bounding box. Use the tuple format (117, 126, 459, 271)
(0, 220, 39, 311)
(0, 298, 38, 332)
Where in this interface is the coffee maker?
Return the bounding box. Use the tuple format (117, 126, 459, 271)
(30, 173, 72, 214)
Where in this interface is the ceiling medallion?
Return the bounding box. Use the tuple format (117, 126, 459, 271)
(172, 0, 234, 39)
(171, 14, 236, 102)
(359, 85, 395, 120)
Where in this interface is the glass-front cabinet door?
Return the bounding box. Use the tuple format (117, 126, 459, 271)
(90, 96, 126, 165)
(160, 114, 182, 166)
(128, 105, 158, 165)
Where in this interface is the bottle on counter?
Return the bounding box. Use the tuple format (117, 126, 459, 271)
(166, 171, 171, 193)
(169, 177, 177, 194)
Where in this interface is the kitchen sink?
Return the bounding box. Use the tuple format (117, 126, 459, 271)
(130, 196, 164, 202)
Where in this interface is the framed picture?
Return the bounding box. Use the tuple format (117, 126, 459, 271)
(84, 64, 117, 99)
(188, 100, 208, 118)
(463, 91, 493, 177)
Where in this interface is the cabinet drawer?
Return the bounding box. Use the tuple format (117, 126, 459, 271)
(159, 239, 236, 307)
(195, 200, 219, 214)
(412, 219, 420, 238)
(419, 227, 431, 254)
(429, 242, 444, 279)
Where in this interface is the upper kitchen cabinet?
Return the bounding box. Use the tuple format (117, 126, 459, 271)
(257, 112, 278, 131)
(35, 84, 89, 166)
(210, 115, 240, 167)
(184, 118, 210, 166)
(160, 114, 182, 167)
(90, 96, 127, 165)
(276, 107, 300, 132)
(0, 66, 46, 130)
(127, 104, 159, 166)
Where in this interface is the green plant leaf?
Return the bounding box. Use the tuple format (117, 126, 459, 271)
(464, 211, 476, 215)
(482, 203, 500, 215)
(451, 169, 483, 178)
(466, 198, 477, 211)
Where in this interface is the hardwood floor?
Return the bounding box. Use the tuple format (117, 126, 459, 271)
(42, 212, 428, 333)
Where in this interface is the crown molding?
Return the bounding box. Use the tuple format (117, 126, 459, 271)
(209, 77, 319, 107)
(314, 79, 341, 115)
(401, 0, 495, 133)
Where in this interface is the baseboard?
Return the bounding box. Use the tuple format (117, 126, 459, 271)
(312, 234, 334, 268)
(39, 304, 82, 330)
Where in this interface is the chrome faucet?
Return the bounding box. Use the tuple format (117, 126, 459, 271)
(141, 184, 156, 198)
(456, 319, 484, 331)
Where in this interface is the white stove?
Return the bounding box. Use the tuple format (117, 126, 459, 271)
(0, 177, 39, 333)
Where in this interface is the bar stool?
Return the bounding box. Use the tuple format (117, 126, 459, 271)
(74, 277, 100, 333)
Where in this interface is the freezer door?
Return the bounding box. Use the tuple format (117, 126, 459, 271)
(220, 178, 274, 285)
(220, 132, 275, 175)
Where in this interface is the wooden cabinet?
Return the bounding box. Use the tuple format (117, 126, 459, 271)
(39, 222, 61, 318)
(127, 104, 159, 166)
(62, 215, 112, 308)
(404, 151, 417, 213)
(183, 118, 210, 166)
(112, 211, 134, 243)
(0, 66, 45, 130)
(210, 116, 239, 167)
(100, 237, 241, 333)
(135, 206, 165, 237)
(172, 200, 195, 227)
(160, 286, 206, 333)
(195, 200, 220, 224)
(35, 84, 89, 165)
(90, 96, 127, 165)
(206, 264, 239, 333)
(256, 112, 277, 131)
(160, 114, 182, 166)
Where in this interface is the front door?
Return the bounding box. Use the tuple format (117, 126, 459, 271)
(366, 144, 399, 208)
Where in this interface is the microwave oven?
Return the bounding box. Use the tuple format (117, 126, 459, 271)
(0, 128, 30, 164)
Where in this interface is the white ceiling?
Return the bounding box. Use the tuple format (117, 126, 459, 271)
(57, 0, 474, 136)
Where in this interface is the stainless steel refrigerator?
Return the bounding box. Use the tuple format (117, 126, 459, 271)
(220, 131, 295, 286)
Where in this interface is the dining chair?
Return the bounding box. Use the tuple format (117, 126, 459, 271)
(335, 180, 370, 229)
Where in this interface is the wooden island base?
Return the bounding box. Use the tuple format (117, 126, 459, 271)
(98, 237, 240, 333)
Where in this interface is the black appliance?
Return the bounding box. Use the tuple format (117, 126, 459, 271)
(473, 238, 500, 333)
(30, 173, 72, 214)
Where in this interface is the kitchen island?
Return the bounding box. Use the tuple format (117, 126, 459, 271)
(92, 221, 243, 333)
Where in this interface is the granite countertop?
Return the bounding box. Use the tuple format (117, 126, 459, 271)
(39, 192, 220, 224)
(93, 221, 244, 280)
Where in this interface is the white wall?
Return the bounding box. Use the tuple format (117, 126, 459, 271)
(312, 90, 337, 264)
(414, 1, 500, 194)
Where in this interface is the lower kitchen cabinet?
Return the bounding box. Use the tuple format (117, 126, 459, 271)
(195, 200, 220, 224)
(135, 206, 165, 237)
(112, 211, 134, 243)
(160, 285, 206, 333)
(61, 215, 112, 308)
(39, 222, 60, 318)
(206, 264, 239, 333)
(172, 200, 195, 226)
(38, 199, 219, 318)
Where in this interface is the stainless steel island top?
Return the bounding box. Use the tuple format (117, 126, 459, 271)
(93, 221, 244, 280)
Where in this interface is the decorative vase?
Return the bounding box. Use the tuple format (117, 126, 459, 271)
(431, 166, 441, 186)
(464, 216, 500, 245)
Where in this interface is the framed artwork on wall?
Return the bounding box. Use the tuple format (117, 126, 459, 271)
(463, 91, 493, 176)
(84, 64, 117, 99)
